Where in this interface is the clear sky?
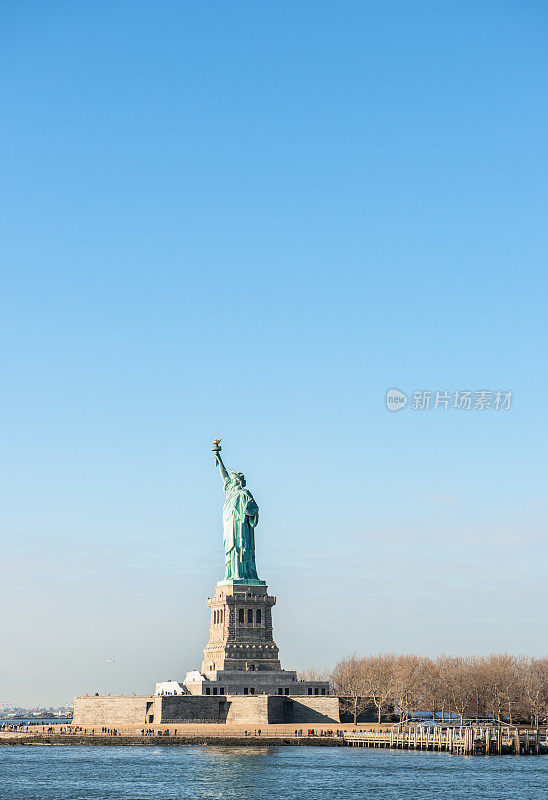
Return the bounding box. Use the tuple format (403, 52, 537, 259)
(0, 2, 547, 707)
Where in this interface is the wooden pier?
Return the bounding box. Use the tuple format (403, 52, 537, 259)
(344, 726, 547, 756)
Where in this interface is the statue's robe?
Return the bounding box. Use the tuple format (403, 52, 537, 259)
(222, 477, 259, 580)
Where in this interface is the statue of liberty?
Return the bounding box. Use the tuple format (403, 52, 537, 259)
(212, 440, 264, 584)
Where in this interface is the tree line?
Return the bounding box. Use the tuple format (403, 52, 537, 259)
(300, 654, 548, 726)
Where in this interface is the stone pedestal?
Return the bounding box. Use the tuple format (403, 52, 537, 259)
(201, 582, 281, 675)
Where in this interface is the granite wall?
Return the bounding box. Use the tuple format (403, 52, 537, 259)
(72, 696, 159, 727)
(72, 693, 341, 726)
(286, 696, 340, 723)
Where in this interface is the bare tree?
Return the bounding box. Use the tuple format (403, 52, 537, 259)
(361, 653, 397, 724)
(418, 657, 445, 720)
(297, 667, 331, 682)
(467, 655, 490, 720)
(434, 656, 457, 722)
(523, 656, 548, 728)
(485, 654, 522, 724)
(331, 655, 370, 725)
(329, 651, 547, 726)
(392, 654, 423, 723)
(446, 656, 475, 723)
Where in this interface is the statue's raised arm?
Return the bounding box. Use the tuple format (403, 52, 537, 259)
(212, 438, 228, 482)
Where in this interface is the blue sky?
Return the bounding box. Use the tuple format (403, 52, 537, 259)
(0, 2, 547, 706)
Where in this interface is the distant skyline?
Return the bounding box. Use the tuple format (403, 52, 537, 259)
(1, 2, 547, 706)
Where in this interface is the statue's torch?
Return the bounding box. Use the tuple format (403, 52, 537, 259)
(212, 438, 222, 453)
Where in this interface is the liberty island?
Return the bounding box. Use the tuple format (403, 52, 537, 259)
(3, 443, 546, 758)
(71, 441, 339, 726)
(8, 444, 543, 756)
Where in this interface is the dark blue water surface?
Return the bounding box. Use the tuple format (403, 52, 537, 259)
(0, 745, 546, 800)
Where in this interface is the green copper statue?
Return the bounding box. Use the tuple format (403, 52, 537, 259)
(212, 439, 265, 585)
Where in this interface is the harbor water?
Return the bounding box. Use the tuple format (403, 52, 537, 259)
(0, 744, 546, 800)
